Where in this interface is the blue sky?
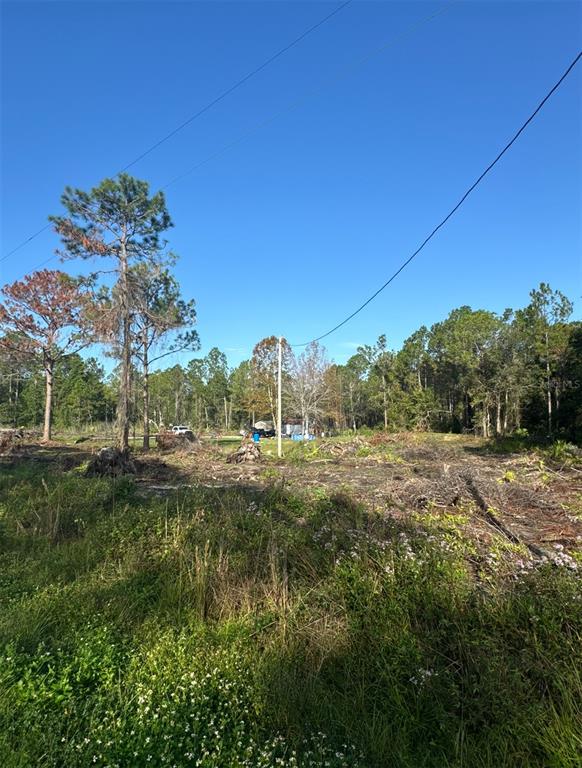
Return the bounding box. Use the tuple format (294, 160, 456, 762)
(1, 0, 581, 369)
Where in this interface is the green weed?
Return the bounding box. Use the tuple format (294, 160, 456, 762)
(0, 466, 580, 767)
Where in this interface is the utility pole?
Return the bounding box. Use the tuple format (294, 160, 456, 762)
(277, 336, 283, 458)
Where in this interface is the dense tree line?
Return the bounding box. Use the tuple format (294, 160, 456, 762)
(0, 353, 115, 431)
(1, 174, 579, 444)
(324, 284, 580, 440)
(4, 282, 578, 442)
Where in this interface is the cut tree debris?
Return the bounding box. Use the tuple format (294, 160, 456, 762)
(226, 443, 261, 464)
(317, 438, 366, 457)
(85, 447, 136, 477)
(0, 428, 25, 455)
(155, 430, 199, 452)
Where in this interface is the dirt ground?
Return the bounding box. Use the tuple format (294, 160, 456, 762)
(3, 432, 581, 561)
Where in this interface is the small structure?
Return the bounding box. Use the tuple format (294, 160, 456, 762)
(254, 420, 273, 432)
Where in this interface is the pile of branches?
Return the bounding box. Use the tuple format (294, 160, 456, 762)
(369, 432, 398, 446)
(0, 428, 25, 455)
(401, 470, 468, 510)
(155, 430, 199, 453)
(226, 442, 261, 464)
(85, 447, 136, 477)
(317, 437, 367, 457)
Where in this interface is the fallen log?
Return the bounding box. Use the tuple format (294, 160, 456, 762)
(463, 473, 547, 559)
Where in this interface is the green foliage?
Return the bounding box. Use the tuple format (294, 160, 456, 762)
(542, 440, 581, 464)
(0, 354, 114, 430)
(0, 468, 580, 767)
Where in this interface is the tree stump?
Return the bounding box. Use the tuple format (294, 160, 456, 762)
(226, 443, 261, 464)
(85, 447, 136, 477)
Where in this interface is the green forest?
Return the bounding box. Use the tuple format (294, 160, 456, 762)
(1, 279, 579, 443)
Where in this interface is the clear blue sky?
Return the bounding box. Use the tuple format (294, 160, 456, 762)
(1, 0, 581, 369)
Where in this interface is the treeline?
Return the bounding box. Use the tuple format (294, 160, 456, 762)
(0, 175, 579, 444)
(0, 354, 115, 431)
(2, 284, 580, 442)
(116, 283, 582, 442)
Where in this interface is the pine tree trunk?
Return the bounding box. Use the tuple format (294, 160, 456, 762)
(546, 361, 552, 436)
(142, 338, 150, 451)
(545, 331, 552, 435)
(42, 359, 54, 442)
(496, 394, 501, 435)
(14, 376, 20, 427)
(117, 235, 131, 451)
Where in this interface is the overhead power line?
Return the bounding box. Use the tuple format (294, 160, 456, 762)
(291, 49, 582, 347)
(160, 0, 457, 192)
(117, 0, 353, 174)
(2, 0, 457, 274)
(1, 0, 353, 263)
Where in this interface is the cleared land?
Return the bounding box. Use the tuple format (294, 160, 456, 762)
(0, 432, 580, 767)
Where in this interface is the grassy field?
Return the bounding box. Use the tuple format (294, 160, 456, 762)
(0, 435, 581, 767)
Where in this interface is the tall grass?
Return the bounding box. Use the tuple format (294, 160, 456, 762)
(0, 467, 580, 766)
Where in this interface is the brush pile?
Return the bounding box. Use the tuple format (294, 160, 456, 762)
(317, 438, 367, 457)
(0, 428, 25, 455)
(226, 442, 261, 464)
(155, 430, 198, 452)
(85, 447, 136, 477)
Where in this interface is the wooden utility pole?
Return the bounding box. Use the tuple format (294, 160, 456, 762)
(277, 336, 283, 458)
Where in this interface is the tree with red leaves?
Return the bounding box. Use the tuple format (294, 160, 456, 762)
(0, 269, 89, 441)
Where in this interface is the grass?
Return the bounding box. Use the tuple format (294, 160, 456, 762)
(0, 461, 580, 767)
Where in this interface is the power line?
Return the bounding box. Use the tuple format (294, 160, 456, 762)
(117, 0, 353, 174)
(1, 224, 52, 262)
(161, 0, 457, 192)
(291, 49, 582, 347)
(1, 0, 353, 262)
(3, 0, 457, 273)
